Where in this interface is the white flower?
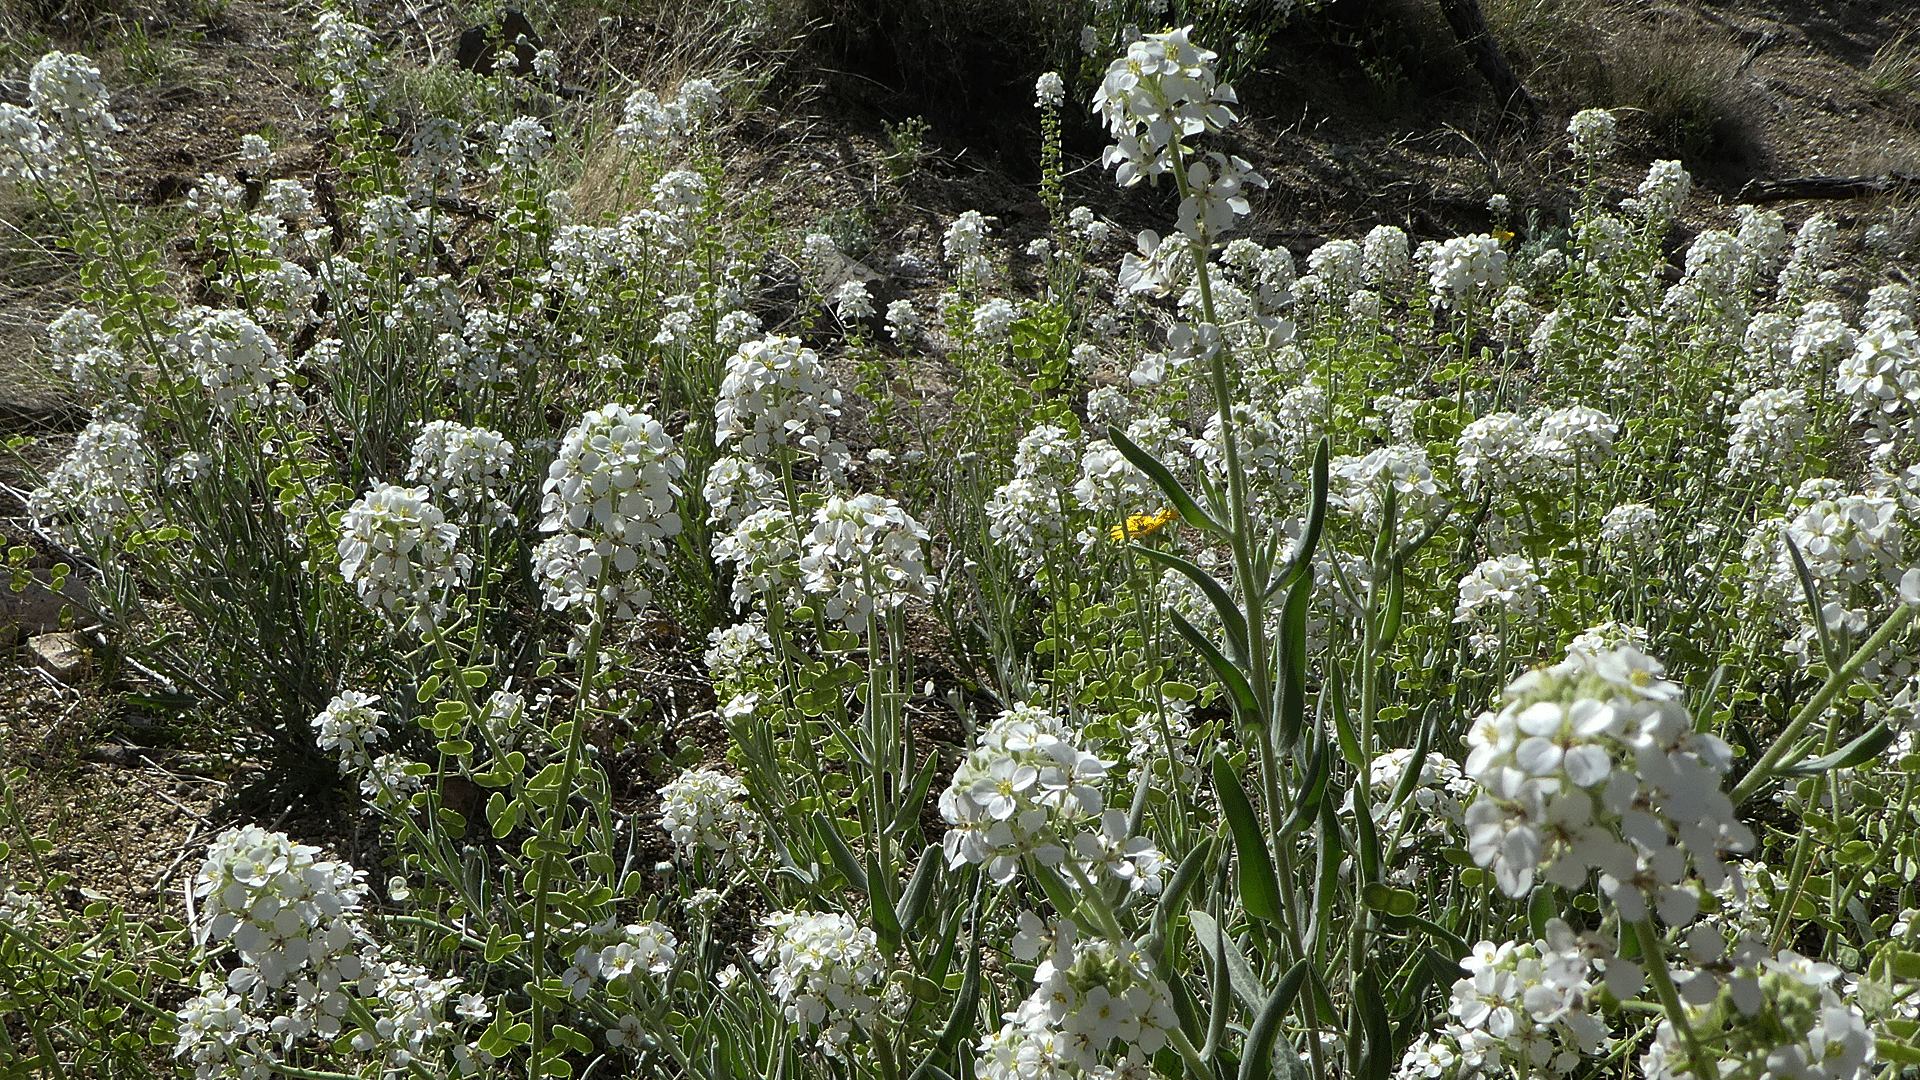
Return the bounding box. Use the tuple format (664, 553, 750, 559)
(27, 418, 154, 549)
(831, 280, 875, 322)
(312, 691, 387, 772)
(972, 297, 1019, 341)
(752, 910, 885, 1056)
(1623, 160, 1691, 220)
(537, 404, 685, 620)
(714, 334, 846, 476)
(938, 704, 1118, 885)
(406, 421, 518, 529)
(658, 768, 756, 861)
(1035, 71, 1065, 109)
(1427, 234, 1508, 309)
(797, 493, 934, 632)
(336, 483, 470, 632)
(174, 307, 292, 418)
(1095, 27, 1241, 191)
(1566, 109, 1616, 161)
(1455, 554, 1551, 658)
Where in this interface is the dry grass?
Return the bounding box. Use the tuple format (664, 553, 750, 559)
(1486, 0, 1759, 171)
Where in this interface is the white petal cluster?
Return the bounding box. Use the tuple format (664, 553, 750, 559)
(1442, 922, 1612, 1076)
(1741, 481, 1907, 650)
(337, 483, 469, 632)
(977, 931, 1176, 1080)
(938, 704, 1161, 891)
(28, 417, 154, 549)
(703, 454, 779, 527)
(658, 767, 756, 862)
(1427, 234, 1508, 309)
(1455, 554, 1552, 658)
(973, 297, 1020, 341)
(712, 505, 803, 609)
(174, 308, 292, 418)
(751, 910, 886, 1056)
(1094, 27, 1240, 189)
(1461, 645, 1754, 914)
(1363, 224, 1412, 286)
(406, 420, 518, 529)
(714, 334, 846, 474)
(616, 81, 724, 149)
(1623, 159, 1692, 220)
(1724, 387, 1810, 480)
(1837, 318, 1919, 423)
(312, 691, 388, 773)
(987, 424, 1084, 576)
(1035, 71, 1065, 109)
(1643, 950, 1874, 1080)
(1530, 404, 1617, 476)
(1331, 445, 1439, 532)
(536, 403, 685, 620)
(944, 210, 993, 283)
(797, 493, 934, 632)
(0, 52, 121, 187)
(1308, 238, 1364, 298)
(192, 826, 368, 992)
(703, 620, 776, 686)
(1565, 109, 1616, 161)
(1600, 502, 1658, 547)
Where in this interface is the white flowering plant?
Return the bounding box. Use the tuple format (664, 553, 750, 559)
(7, 17, 1920, 1080)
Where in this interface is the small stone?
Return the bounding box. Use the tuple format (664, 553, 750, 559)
(2, 571, 92, 637)
(28, 632, 88, 683)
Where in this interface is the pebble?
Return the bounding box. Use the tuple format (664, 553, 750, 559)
(27, 632, 88, 683)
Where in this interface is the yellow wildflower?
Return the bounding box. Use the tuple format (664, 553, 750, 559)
(1110, 508, 1176, 543)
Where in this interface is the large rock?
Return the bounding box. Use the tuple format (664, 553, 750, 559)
(27, 631, 87, 683)
(1, 571, 91, 640)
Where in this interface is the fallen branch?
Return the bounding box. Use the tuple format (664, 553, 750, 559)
(1737, 172, 1920, 203)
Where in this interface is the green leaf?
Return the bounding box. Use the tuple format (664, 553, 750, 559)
(1108, 424, 1227, 537)
(1278, 737, 1329, 838)
(1278, 569, 1313, 748)
(1190, 908, 1265, 1014)
(1168, 608, 1259, 722)
(868, 846, 902, 954)
(1362, 883, 1418, 918)
(897, 845, 941, 939)
(814, 812, 869, 893)
(1782, 722, 1899, 775)
(1134, 546, 1250, 665)
(1284, 438, 1331, 581)
(1353, 791, 1382, 886)
(1238, 960, 1310, 1080)
(1212, 753, 1283, 923)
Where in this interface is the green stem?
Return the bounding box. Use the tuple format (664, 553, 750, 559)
(1729, 603, 1915, 806)
(1634, 917, 1719, 1080)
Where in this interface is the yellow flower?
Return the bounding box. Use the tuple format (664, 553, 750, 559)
(1110, 508, 1176, 543)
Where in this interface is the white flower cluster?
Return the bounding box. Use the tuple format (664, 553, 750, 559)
(703, 619, 776, 687)
(1330, 445, 1439, 539)
(615, 78, 723, 149)
(174, 308, 293, 419)
(1365, 747, 1473, 841)
(1427, 234, 1508, 309)
(1095, 27, 1260, 242)
(192, 826, 367, 986)
(406, 420, 518, 529)
(28, 417, 154, 549)
(1456, 554, 1552, 658)
(977, 924, 1177, 1080)
(1724, 386, 1810, 481)
(336, 483, 470, 632)
(939, 704, 1162, 893)
(797, 493, 934, 632)
(0, 51, 119, 188)
(1642, 951, 1874, 1080)
(657, 767, 756, 863)
(1035, 71, 1065, 109)
(986, 424, 1082, 576)
(751, 910, 886, 1056)
(1405, 921, 1615, 1080)
(1456, 405, 1619, 495)
(1778, 213, 1842, 298)
(535, 404, 685, 621)
(945, 210, 993, 284)
(1741, 480, 1907, 650)
(1565, 108, 1616, 161)
(1623, 159, 1692, 220)
(714, 334, 848, 477)
(311, 12, 379, 109)
(1599, 502, 1659, 547)
(1461, 644, 1755, 918)
(312, 690, 388, 773)
(1836, 316, 1919, 438)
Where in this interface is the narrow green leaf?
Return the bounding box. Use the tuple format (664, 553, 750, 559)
(1238, 960, 1310, 1080)
(1168, 608, 1259, 722)
(1190, 909, 1265, 1015)
(1108, 424, 1227, 536)
(1278, 738, 1329, 838)
(1326, 674, 1362, 768)
(1284, 437, 1331, 582)
(814, 812, 869, 893)
(1135, 545, 1251, 666)
(1212, 753, 1283, 923)
(897, 845, 942, 939)
(868, 847, 902, 954)
(1786, 534, 1842, 672)
(1278, 569, 1312, 747)
(1388, 709, 1435, 811)
(1377, 564, 1405, 649)
(889, 752, 943, 838)
(1148, 836, 1213, 968)
(1783, 722, 1900, 775)
(1354, 790, 1382, 886)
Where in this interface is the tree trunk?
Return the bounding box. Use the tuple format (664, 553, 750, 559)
(1435, 0, 1541, 127)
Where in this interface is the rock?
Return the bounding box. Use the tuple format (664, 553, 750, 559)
(27, 632, 87, 683)
(1, 572, 92, 637)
